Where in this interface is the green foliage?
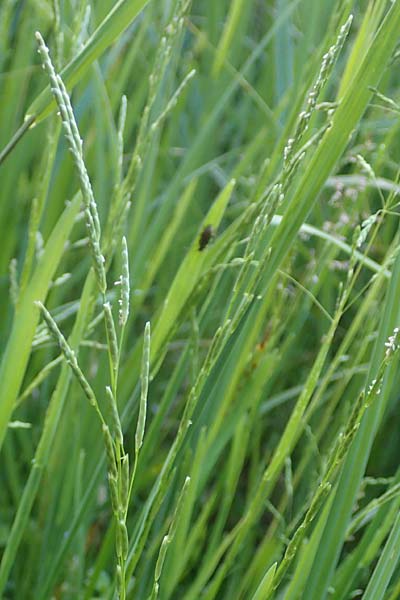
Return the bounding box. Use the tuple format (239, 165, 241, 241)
(2, 1, 400, 598)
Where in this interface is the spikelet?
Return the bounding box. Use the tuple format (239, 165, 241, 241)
(35, 301, 97, 408)
(283, 15, 353, 167)
(118, 236, 130, 327)
(9, 258, 18, 305)
(135, 322, 151, 452)
(121, 454, 129, 514)
(102, 423, 117, 479)
(103, 303, 119, 383)
(35, 32, 106, 294)
(105, 386, 123, 446)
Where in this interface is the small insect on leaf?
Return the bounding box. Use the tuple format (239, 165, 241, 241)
(198, 224, 214, 251)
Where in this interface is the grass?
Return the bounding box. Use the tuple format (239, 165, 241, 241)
(1, 0, 400, 598)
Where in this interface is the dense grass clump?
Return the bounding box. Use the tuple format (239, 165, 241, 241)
(2, 0, 400, 598)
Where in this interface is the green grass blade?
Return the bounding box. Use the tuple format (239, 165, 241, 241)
(0, 194, 81, 452)
(303, 254, 400, 598)
(0, 271, 96, 597)
(212, 0, 247, 77)
(363, 509, 400, 600)
(250, 562, 277, 600)
(28, 0, 151, 124)
(0, 0, 151, 166)
(149, 179, 236, 363)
